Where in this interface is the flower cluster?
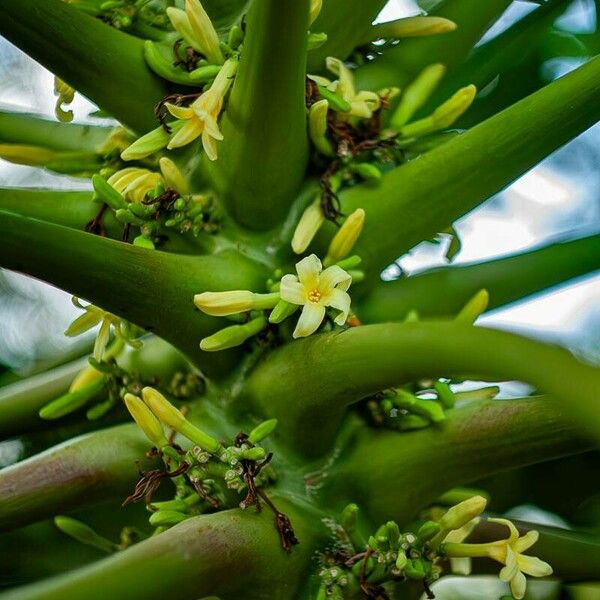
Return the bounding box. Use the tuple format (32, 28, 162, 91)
(315, 496, 552, 599)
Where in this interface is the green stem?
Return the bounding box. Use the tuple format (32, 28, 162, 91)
(322, 398, 589, 524)
(0, 0, 168, 133)
(210, 0, 310, 229)
(0, 501, 322, 600)
(330, 55, 600, 287)
(307, 0, 387, 71)
(0, 424, 153, 531)
(0, 358, 88, 438)
(0, 210, 266, 375)
(358, 233, 600, 323)
(355, 0, 512, 91)
(245, 323, 600, 455)
(0, 111, 112, 153)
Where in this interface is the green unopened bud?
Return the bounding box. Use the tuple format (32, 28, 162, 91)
(268, 299, 299, 324)
(350, 162, 381, 181)
(240, 446, 266, 461)
(347, 269, 365, 283)
(438, 496, 487, 533)
(200, 315, 267, 352)
(398, 414, 430, 431)
(121, 124, 178, 161)
(385, 521, 400, 546)
(248, 418, 278, 443)
(335, 255, 361, 270)
(0, 144, 56, 166)
(39, 378, 105, 420)
(150, 499, 188, 512)
(455, 289, 489, 324)
(309, 99, 334, 157)
(433, 85, 477, 129)
(142, 386, 221, 453)
(341, 503, 359, 533)
(309, 0, 322, 26)
(92, 174, 128, 211)
(133, 234, 155, 249)
(227, 24, 244, 50)
(159, 157, 189, 195)
(70, 364, 103, 393)
(124, 392, 169, 447)
(434, 381, 456, 409)
(324, 208, 366, 266)
(417, 520, 442, 542)
(307, 32, 328, 51)
(317, 85, 352, 113)
(194, 291, 279, 316)
(395, 551, 408, 571)
(54, 516, 117, 553)
(391, 63, 446, 129)
(404, 558, 427, 580)
(115, 208, 145, 226)
(385, 16, 456, 38)
(148, 510, 188, 526)
(395, 389, 445, 423)
(292, 198, 325, 254)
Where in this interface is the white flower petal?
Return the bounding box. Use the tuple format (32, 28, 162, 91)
(320, 265, 352, 292)
(327, 288, 351, 325)
(295, 254, 322, 289)
(517, 554, 553, 578)
(499, 546, 519, 582)
(280, 274, 307, 305)
(293, 303, 325, 338)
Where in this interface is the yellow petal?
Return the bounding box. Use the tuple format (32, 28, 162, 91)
(327, 288, 351, 325)
(165, 103, 194, 120)
(293, 303, 326, 338)
(510, 570, 527, 600)
(516, 554, 553, 578)
(320, 265, 352, 293)
(201, 130, 219, 161)
(499, 546, 519, 582)
(279, 274, 307, 305)
(488, 518, 520, 543)
(168, 119, 203, 149)
(514, 530, 539, 554)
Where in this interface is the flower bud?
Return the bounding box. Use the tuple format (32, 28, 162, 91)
(248, 418, 278, 443)
(433, 84, 477, 129)
(0, 144, 57, 166)
(417, 520, 442, 542)
(185, 0, 224, 65)
(54, 516, 116, 553)
(124, 392, 169, 448)
(142, 386, 221, 453)
(69, 364, 103, 393)
(455, 288, 489, 324)
(434, 380, 456, 409)
(120, 125, 176, 161)
(324, 208, 366, 265)
(309, 100, 334, 157)
(386, 16, 457, 38)
(200, 316, 267, 351)
(268, 299, 299, 324)
(159, 157, 189, 195)
(92, 174, 128, 211)
(194, 291, 278, 316)
(309, 0, 322, 26)
(340, 503, 359, 533)
(148, 510, 188, 527)
(292, 198, 325, 254)
(438, 496, 488, 533)
(391, 63, 446, 129)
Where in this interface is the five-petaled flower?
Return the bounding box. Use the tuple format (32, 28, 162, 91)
(280, 254, 352, 338)
(165, 58, 237, 160)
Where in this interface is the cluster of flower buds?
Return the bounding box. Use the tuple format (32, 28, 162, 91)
(316, 495, 552, 600)
(124, 387, 278, 527)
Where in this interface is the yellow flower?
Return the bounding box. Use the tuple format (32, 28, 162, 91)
(165, 58, 237, 160)
(486, 519, 553, 600)
(280, 254, 352, 338)
(107, 168, 162, 203)
(310, 57, 381, 119)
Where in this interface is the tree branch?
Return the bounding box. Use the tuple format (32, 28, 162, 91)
(246, 323, 600, 455)
(358, 233, 600, 323)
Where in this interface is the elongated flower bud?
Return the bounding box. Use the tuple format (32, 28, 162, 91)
(248, 418, 278, 443)
(185, 0, 224, 65)
(309, 99, 334, 157)
(268, 299, 298, 324)
(69, 364, 103, 393)
(433, 84, 478, 129)
(439, 496, 488, 533)
(148, 510, 188, 527)
(0, 144, 56, 166)
(455, 289, 489, 324)
(124, 393, 169, 448)
(200, 315, 267, 352)
(159, 157, 189, 195)
(324, 208, 366, 265)
(54, 516, 116, 553)
(309, 0, 322, 26)
(194, 291, 279, 316)
(142, 387, 221, 453)
(386, 16, 457, 38)
(292, 198, 325, 254)
(391, 64, 446, 129)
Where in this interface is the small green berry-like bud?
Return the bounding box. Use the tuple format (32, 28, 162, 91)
(199, 315, 267, 352)
(124, 392, 169, 448)
(340, 503, 359, 533)
(133, 235, 155, 249)
(404, 558, 427, 580)
(248, 419, 278, 443)
(148, 510, 188, 527)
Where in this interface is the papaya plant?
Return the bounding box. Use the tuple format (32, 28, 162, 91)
(0, 0, 599, 598)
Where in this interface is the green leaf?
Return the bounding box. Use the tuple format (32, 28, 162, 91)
(209, 0, 310, 229)
(335, 55, 600, 285)
(358, 233, 600, 322)
(0, 0, 168, 132)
